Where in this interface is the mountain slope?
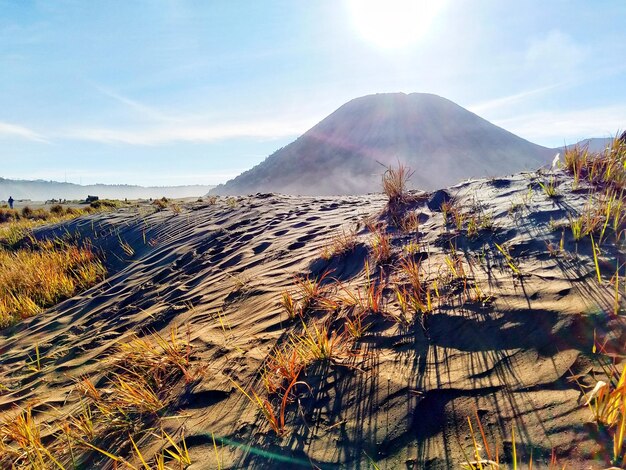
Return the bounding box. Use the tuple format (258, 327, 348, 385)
(212, 93, 554, 195)
(557, 137, 615, 154)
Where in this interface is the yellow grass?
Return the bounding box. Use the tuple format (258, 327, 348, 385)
(564, 134, 626, 191)
(0, 206, 94, 246)
(382, 162, 414, 204)
(370, 228, 392, 264)
(585, 365, 626, 465)
(0, 407, 65, 469)
(0, 240, 106, 328)
(0, 328, 197, 468)
(320, 228, 358, 260)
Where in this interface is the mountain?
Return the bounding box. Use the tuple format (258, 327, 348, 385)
(0, 178, 214, 202)
(558, 137, 615, 154)
(211, 93, 554, 196)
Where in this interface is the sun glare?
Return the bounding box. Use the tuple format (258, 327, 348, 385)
(347, 0, 444, 50)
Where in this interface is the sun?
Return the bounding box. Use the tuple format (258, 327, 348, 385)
(347, 0, 444, 50)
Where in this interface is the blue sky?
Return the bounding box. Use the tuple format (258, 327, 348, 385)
(1, 0, 625, 186)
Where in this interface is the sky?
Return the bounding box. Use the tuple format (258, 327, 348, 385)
(1, 0, 625, 186)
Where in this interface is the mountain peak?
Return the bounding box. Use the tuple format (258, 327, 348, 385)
(212, 93, 553, 196)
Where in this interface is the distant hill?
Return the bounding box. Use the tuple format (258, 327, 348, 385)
(0, 178, 214, 202)
(211, 93, 554, 196)
(557, 137, 615, 154)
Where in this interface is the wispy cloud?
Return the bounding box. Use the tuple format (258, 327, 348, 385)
(92, 84, 178, 123)
(61, 118, 318, 145)
(0, 121, 48, 143)
(495, 105, 625, 146)
(73, 84, 320, 145)
(469, 84, 562, 114)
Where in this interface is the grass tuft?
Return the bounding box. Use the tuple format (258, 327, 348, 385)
(320, 229, 358, 260)
(382, 163, 414, 205)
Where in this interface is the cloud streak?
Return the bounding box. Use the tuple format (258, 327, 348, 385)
(469, 84, 562, 115)
(0, 121, 47, 143)
(92, 84, 179, 123)
(60, 117, 318, 145)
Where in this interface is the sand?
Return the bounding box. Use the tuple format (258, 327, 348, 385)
(0, 170, 624, 469)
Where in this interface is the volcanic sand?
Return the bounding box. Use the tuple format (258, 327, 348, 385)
(1, 169, 624, 468)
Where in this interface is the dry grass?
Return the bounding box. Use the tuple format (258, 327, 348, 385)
(0, 239, 106, 328)
(280, 290, 302, 319)
(74, 328, 196, 431)
(0, 202, 118, 246)
(233, 315, 350, 436)
(0, 327, 197, 468)
(556, 139, 626, 464)
(280, 270, 336, 320)
(399, 211, 420, 233)
(370, 227, 393, 264)
(398, 257, 423, 295)
(0, 406, 62, 469)
(461, 411, 563, 469)
(440, 199, 456, 224)
(569, 208, 603, 241)
(382, 163, 414, 205)
(564, 134, 626, 191)
(494, 243, 521, 276)
(393, 256, 434, 320)
(153, 197, 169, 210)
(584, 364, 626, 466)
(0, 203, 118, 327)
(0, 208, 89, 248)
(320, 229, 358, 260)
(261, 346, 305, 396)
(1, 205, 81, 224)
(294, 271, 333, 313)
(563, 137, 626, 244)
(538, 175, 560, 198)
(336, 261, 386, 317)
(344, 310, 368, 339)
(292, 322, 342, 362)
(233, 328, 325, 436)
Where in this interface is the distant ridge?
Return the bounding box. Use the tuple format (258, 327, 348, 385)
(0, 178, 214, 201)
(557, 137, 616, 154)
(211, 92, 554, 196)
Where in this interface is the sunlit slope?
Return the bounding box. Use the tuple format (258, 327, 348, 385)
(212, 93, 553, 195)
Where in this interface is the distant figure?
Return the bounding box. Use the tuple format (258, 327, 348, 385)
(7, 196, 14, 209)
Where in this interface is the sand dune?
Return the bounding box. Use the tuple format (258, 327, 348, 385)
(0, 169, 624, 468)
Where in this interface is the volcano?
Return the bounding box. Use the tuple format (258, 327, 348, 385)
(211, 92, 553, 195)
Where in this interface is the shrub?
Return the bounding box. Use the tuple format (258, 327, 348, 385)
(90, 199, 120, 210)
(64, 207, 81, 216)
(50, 204, 65, 215)
(0, 209, 19, 224)
(152, 198, 168, 210)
